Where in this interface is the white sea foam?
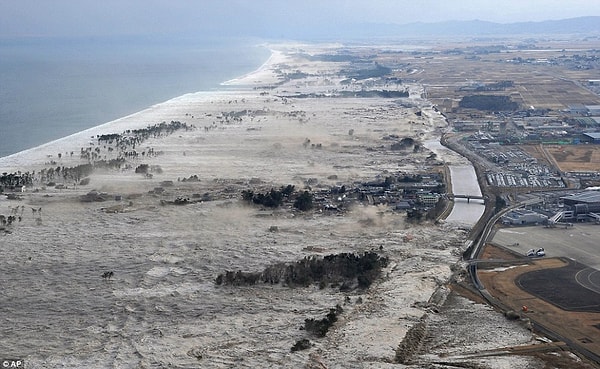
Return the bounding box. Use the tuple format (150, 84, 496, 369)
(0, 43, 539, 369)
(221, 49, 283, 86)
(0, 45, 282, 173)
(0, 90, 248, 172)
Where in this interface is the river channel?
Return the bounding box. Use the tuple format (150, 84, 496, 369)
(425, 139, 485, 227)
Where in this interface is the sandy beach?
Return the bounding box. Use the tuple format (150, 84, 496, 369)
(1, 43, 547, 368)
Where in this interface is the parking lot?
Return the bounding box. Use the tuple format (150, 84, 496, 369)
(466, 141, 565, 188)
(491, 223, 600, 269)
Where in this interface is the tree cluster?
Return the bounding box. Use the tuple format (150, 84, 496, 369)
(406, 208, 426, 222)
(341, 62, 392, 82)
(91, 159, 126, 171)
(0, 215, 18, 227)
(96, 133, 122, 143)
(290, 338, 311, 352)
(305, 53, 362, 63)
(284, 70, 310, 80)
(179, 174, 200, 182)
(89, 121, 191, 163)
(293, 191, 314, 211)
(398, 174, 423, 183)
(1, 172, 33, 190)
(127, 120, 193, 139)
(39, 160, 122, 187)
(283, 89, 409, 99)
(474, 80, 514, 91)
(339, 90, 409, 98)
(3, 121, 191, 192)
(241, 185, 292, 208)
(241, 185, 314, 211)
(1, 161, 122, 193)
(135, 164, 150, 174)
(495, 195, 506, 213)
(215, 251, 389, 290)
(1, 163, 99, 191)
(458, 95, 519, 111)
(291, 304, 345, 352)
(303, 304, 343, 337)
(390, 137, 416, 151)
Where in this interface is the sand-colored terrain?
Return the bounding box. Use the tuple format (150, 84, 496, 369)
(0, 43, 588, 368)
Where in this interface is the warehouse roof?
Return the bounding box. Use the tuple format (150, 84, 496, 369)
(583, 132, 600, 139)
(561, 191, 600, 204)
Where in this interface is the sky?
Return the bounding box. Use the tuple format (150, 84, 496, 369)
(2, 0, 600, 39)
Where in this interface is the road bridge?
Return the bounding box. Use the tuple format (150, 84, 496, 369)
(447, 193, 485, 203)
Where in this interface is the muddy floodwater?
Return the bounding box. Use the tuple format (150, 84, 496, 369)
(0, 44, 543, 369)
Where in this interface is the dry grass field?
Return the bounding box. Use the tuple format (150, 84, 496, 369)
(522, 144, 600, 172)
(545, 145, 600, 172)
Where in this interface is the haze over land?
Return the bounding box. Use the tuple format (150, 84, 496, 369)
(2, 0, 600, 40)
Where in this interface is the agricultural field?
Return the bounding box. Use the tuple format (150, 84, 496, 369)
(389, 40, 600, 114)
(523, 144, 600, 172)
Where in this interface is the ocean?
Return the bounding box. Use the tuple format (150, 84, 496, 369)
(0, 36, 270, 158)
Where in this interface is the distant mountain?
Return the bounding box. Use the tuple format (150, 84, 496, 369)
(356, 16, 600, 38)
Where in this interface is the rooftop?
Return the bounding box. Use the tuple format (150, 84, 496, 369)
(561, 191, 600, 204)
(583, 132, 600, 139)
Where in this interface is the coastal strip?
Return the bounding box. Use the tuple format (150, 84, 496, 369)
(0, 43, 539, 368)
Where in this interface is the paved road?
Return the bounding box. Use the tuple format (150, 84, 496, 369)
(491, 223, 600, 270)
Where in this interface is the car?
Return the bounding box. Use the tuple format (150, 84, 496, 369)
(526, 248, 545, 257)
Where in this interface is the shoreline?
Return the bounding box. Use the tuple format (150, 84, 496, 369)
(0, 90, 252, 170)
(0, 42, 276, 162)
(220, 48, 281, 86)
(0, 47, 284, 170)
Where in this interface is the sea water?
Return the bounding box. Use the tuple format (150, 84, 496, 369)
(0, 36, 270, 158)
